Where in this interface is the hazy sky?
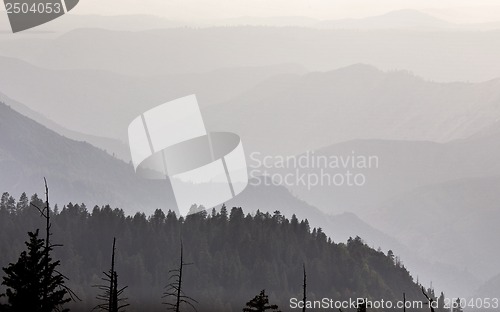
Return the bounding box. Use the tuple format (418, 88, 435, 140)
(62, 0, 500, 23)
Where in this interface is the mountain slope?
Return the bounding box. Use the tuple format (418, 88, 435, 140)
(261, 133, 500, 295)
(0, 91, 131, 161)
(0, 101, 175, 214)
(367, 175, 500, 283)
(289, 132, 500, 285)
(228, 179, 480, 297)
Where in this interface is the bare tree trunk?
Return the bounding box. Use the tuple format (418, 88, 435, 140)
(29, 178, 79, 310)
(421, 287, 436, 312)
(163, 241, 197, 311)
(175, 242, 184, 312)
(93, 237, 128, 312)
(109, 238, 116, 312)
(43, 178, 51, 309)
(403, 293, 406, 312)
(302, 264, 307, 312)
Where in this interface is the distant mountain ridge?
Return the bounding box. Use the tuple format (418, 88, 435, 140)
(4, 58, 500, 157)
(4, 56, 500, 162)
(2, 26, 500, 82)
(0, 56, 305, 140)
(205, 64, 500, 155)
(3, 9, 500, 32)
(318, 9, 451, 29)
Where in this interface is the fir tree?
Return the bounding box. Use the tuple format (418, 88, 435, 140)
(1, 229, 70, 312)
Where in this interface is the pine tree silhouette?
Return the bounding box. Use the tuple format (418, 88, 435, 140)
(1, 179, 75, 312)
(243, 290, 281, 312)
(1, 229, 70, 312)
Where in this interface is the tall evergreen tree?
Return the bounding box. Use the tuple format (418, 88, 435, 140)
(16, 193, 29, 212)
(1, 229, 70, 312)
(0, 193, 16, 215)
(0, 192, 8, 212)
(1, 180, 74, 312)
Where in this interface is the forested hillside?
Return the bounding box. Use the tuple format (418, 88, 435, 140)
(0, 101, 173, 214)
(0, 193, 423, 311)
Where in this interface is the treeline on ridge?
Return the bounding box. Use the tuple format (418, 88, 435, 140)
(0, 191, 424, 311)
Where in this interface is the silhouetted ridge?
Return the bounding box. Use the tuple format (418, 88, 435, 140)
(0, 199, 423, 311)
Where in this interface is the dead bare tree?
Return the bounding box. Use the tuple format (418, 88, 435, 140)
(30, 178, 80, 307)
(403, 293, 406, 312)
(162, 241, 197, 312)
(421, 286, 436, 312)
(302, 264, 307, 312)
(93, 238, 129, 312)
